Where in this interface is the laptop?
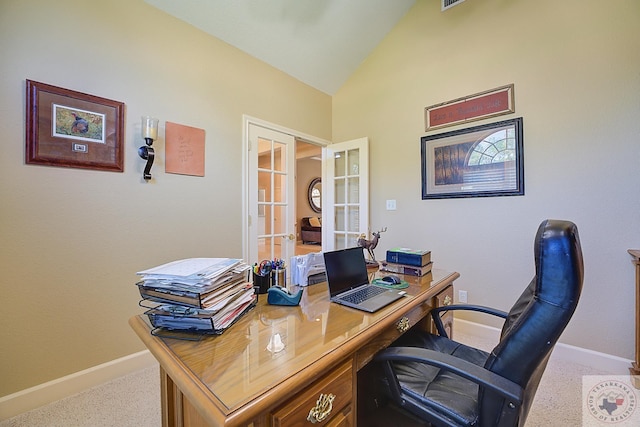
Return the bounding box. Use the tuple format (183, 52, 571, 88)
(323, 247, 405, 313)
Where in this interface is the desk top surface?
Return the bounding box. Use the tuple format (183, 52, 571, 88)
(130, 268, 458, 424)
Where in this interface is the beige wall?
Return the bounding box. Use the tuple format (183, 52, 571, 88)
(0, 0, 331, 396)
(333, 0, 640, 358)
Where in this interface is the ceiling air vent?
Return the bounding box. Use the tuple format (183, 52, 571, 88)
(442, 0, 466, 11)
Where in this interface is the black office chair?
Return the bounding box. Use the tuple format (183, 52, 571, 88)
(374, 219, 583, 427)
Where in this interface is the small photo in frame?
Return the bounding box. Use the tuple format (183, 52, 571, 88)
(52, 104, 106, 143)
(25, 80, 125, 172)
(421, 118, 524, 199)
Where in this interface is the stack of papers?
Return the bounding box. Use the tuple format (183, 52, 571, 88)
(136, 258, 256, 334)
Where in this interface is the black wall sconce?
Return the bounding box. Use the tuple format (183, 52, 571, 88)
(138, 116, 159, 180)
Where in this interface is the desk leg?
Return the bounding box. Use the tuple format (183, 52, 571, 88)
(160, 367, 183, 427)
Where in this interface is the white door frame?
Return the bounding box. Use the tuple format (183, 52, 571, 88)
(242, 115, 330, 262)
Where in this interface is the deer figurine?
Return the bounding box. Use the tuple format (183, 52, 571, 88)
(357, 227, 387, 262)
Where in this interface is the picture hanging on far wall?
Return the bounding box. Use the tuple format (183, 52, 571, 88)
(25, 79, 125, 172)
(424, 84, 515, 131)
(421, 117, 524, 199)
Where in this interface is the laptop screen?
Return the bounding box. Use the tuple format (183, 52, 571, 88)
(323, 247, 370, 297)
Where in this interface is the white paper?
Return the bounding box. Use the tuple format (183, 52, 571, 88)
(137, 258, 240, 279)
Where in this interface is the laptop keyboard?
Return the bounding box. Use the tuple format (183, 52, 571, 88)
(340, 286, 386, 304)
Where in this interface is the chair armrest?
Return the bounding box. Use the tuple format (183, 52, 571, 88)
(374, 346, 523, 405)
(430, 304, 508, 338)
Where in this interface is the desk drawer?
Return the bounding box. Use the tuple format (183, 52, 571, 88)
(354, 301, 433, 370)
(431, 284, 454, 338)
(272, 360, 352, 427)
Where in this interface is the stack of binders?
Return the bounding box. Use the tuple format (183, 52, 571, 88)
(381, 247, 433, 277)
(136, 258, 256, 335)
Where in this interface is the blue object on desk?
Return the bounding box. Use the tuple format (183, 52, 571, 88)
(267, 287, 303, 306)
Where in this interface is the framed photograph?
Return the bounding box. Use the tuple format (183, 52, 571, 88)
(25, 80, 125, 172)
(421, 117, 524, 199)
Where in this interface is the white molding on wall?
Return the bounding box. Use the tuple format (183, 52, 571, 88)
(454, 318, 632, 374)
(0, 350, 157, 421)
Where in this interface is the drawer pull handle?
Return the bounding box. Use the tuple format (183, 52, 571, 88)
(397, 317, 410, 333)
(307, 393, 335, 423)
(443, 295, 452, 306)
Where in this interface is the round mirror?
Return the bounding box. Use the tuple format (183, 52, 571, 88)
(308, 177, 321, 213)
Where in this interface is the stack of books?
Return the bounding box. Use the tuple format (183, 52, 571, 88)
(136, 258, 255, 335)
(381, 247, 432, 277)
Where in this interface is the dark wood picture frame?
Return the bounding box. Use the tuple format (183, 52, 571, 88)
(421, 117, 524, 199)
(424, 84, 515, 131)
(25, 79, 125, 172)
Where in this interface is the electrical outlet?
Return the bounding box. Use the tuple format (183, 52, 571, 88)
(458, 290, 468, 303)
(386, 199, 397, 210)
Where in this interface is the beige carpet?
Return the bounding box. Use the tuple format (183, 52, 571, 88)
(0, 331, 613, 426)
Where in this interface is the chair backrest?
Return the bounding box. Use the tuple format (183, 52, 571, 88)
(480, 219, 584, 426)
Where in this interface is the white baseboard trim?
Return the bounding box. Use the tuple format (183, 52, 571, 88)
(0, 350, 157, 421)
(454, 318, 632, 374)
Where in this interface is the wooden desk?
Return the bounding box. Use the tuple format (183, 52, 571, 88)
(130, 269, 458, 426)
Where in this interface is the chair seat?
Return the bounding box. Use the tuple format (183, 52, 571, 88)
(391, 331, 490, 425)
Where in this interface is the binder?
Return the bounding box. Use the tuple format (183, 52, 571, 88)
(137, 277, 248, 309)
(146, 289, 256, 333)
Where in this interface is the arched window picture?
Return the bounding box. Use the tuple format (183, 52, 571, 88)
(421, 118, 524, 199)
(308, 177, 321, 213)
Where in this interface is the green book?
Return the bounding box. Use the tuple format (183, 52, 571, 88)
(386, 247, 432, 267)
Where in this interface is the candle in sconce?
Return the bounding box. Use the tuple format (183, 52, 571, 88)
(142, 116, 159, 141)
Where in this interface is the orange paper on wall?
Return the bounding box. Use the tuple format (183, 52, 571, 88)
(165, 121, 205, 177)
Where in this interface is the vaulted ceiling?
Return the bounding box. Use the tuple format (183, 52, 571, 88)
(144, 0, 416, 95)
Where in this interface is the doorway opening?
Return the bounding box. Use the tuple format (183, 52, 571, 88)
(292, 139, 322, 259)
(243, 116, 329, 265)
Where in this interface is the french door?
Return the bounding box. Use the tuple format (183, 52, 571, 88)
(323, 138, 369, 250)
(246, 123, 296, 264)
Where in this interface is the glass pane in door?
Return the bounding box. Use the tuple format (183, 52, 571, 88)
(347, 177, 359, 203)
(347, 149, 360, 175)
(335, 207, 345, 231)
(274, 173, 285, 203)
(335, 178, 346, 204)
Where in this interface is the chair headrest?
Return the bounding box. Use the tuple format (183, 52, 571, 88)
(534, 219, 583, 310)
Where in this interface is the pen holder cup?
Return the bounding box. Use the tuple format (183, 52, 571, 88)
(253, 273, 270, 294)
(271, 268, 286, 288)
